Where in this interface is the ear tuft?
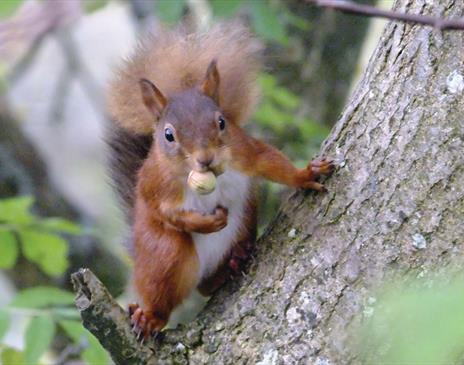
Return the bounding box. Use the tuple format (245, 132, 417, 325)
(200, 59, 220, 105)
(139, 78, 167, 120)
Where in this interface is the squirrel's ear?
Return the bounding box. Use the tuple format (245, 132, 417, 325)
(200, 59, 220, 105)
(139, 78, 167, 120)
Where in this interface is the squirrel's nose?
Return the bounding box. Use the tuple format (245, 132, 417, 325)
(197, 157, 213, 170)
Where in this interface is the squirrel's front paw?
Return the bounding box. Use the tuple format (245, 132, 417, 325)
(309, 158, 335, 177)
(296, 158, 335, 192)
(192, 206, 228, 233)
(209, 206, 228, 232)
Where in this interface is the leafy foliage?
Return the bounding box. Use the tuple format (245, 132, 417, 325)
(0, 0, 22, 19)
(209, 0, 243, 17)
(248, 1, 288, 44)
(155, 0, 186, 25)
(24, 315, 55, 364)
(0, 347, 24, 365)
(59, 320, 109, 365)
(154, 0, 309, 46)
(9, 287, 75, 308)
(0, 287, 109, 364)
(0, 230, 17, 269)
(82, 0, 108, 14)
(0, 304, 108, 364)
(19, 230, 69, 276)
(253, 74, 330, 228)
(255, 74, 330, 163)
(0, 196, 80, 275)
(0, 196, 108, 364)
(357, 277, 464, 364)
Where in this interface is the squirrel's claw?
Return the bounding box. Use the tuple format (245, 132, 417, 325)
(296, 157, 335, 192)
(127, 303, 162, 342)
(228, 242, 254, 275)
(309, 158, 335, 177)
(303, 181, 327, 192)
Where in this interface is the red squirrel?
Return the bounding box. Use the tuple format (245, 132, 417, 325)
(107, 23, 334, 339)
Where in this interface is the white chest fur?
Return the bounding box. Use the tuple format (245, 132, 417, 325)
(182, 169, 250, 281)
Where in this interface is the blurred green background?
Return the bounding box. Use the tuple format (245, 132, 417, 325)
(6, 1, 457, 365)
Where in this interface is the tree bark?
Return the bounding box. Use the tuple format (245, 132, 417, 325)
(73, 0, 464, 363)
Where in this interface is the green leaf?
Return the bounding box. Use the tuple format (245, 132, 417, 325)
(283, 12, 311, 31)
(24, 316, 55, 364)
(299, 119, 330, 139)
(358, 280, 464, 364)
(39, 217, 81, 234)
(19, 229, 69, 276)
(0, 309, 10, 340)
(0, 230, 18, 268)
(254, 103, 292, 131)
(155, 0, 185, 24)
(249, 1, 288, 44)
(53, 307, 81, 320)
(83, 0, 108, 13)
(0, 0, 22, 19)
(210, 0, 243, 17)
(271, 88, 300, 110)
(59, 319, 83, 341)
(258, 74, 300, 109)
(0, 196, 34, 225)
(258, 73, 277, 93)
(59, 320, 110, 365)
(0, 347, 24, 365)
(10, 286, 74, 308)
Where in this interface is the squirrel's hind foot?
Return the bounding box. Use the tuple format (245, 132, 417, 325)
(128, 303, 164, 341)
(228, 242, 253, 276)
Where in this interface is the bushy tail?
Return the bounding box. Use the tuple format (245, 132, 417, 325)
(107, 21, 262, 134)
(106, 124, 152, 222)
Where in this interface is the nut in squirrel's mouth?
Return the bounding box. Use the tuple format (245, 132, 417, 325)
(187, 170, 217, 195)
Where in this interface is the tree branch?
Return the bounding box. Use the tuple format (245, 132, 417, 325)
(71, 269, 156, 365)
(71, 268, 204, 364)
(307, 0, 464, 30)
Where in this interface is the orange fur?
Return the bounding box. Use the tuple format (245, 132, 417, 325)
(227, 123, 331, 190)
(133, 203, 198, 331)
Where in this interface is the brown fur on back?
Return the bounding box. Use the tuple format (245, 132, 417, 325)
(108, 22, 262, 134)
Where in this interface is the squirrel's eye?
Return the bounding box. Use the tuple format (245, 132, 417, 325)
(218, 116, 226, 131)
(164, 128, 175, 142)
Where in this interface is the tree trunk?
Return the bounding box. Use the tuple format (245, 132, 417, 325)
(73, 0, 464, 363)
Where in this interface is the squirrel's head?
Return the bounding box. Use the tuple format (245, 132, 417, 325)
(139, 60, 232, 177)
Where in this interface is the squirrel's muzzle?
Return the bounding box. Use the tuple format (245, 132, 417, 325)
(191, 149, 225, 176)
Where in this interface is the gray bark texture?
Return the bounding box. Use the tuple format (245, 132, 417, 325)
(72, 0, 464, 363)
